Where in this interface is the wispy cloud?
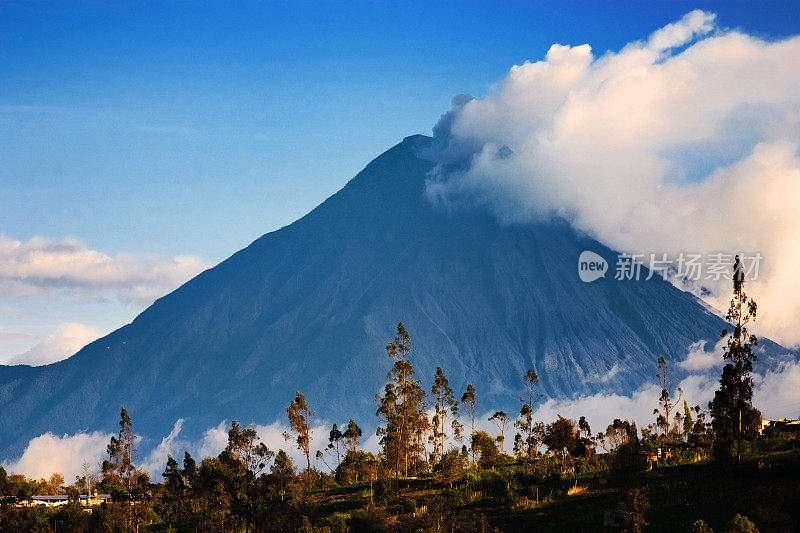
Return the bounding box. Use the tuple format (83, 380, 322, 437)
(678, 339, 726, 372)
(139, 419, 188, 475)
(0, 234, 212, 306)
(0, 332, 34, 342)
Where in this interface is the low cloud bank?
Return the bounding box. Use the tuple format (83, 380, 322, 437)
(5, 356, 799, 481)
(2, 431, 112, 482)
(427, 10, 800, 347)
(525, 357, 800, 438)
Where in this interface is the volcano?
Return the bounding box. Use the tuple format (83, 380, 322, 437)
(0, 134, 786, 459)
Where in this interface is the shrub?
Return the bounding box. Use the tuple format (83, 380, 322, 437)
(472, 431, 500, 470)
(372, 478, 396, 505)
(348, 504, 391, 533)
(619, 488, 649, 533)
(477, 470, 510, 500)
(609, 442, 649, 480)
(727, 514, 759, 533)
(691, 519, 714, 533)
(437, 448, 467, 487)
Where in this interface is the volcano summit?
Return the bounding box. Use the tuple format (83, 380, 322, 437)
(0, 134, 785, 459)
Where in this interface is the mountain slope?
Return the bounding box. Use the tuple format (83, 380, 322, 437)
(0, 135, 784, 459)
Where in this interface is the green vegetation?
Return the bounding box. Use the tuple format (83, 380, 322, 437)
(2, 430, 798, 532)
(1, 257, 798, 532)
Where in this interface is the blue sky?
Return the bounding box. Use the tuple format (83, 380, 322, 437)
(4, 0, 800, 259)
(2, 0, 799, 363)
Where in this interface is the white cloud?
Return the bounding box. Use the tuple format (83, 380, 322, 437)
(528, 385, 661, 439)
(525, 359, 798, 438)
(0, 234, 211, 306)
(646, 10, 716, 52)
(6, 355, 798, 482)
(3, 430, 112, 482)
(254, 419, 333, 471)
(427, 10, 800, 347)
(753, 360, 800, 420)
(678, 338, 725, 372)
(196, 421, 230, 460)
(585, 362, 622, 383)
(6, 323, 101, 366)
(140, 418, 336, 479)
(140, 419, 187, 475)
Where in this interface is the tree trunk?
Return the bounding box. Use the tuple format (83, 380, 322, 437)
(737, 405, 742, 464)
